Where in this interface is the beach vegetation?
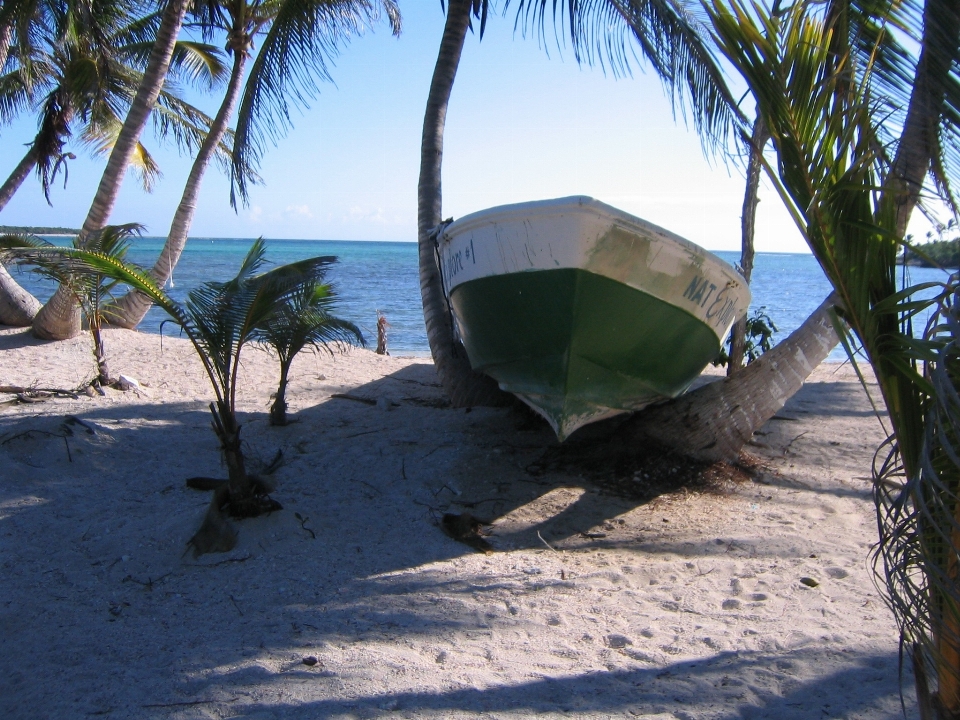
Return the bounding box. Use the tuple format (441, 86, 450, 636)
(106, 0, 401, 329)
(713, 307, 777, 368)
(254, 277, 363, 426)
(0, 235, 344, 555)
(705, 0, 960, 713)
(1, 224, 142, 388)
(903, 236, 960, 268)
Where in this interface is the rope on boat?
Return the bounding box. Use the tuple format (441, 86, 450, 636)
(429, 218, 459, 345)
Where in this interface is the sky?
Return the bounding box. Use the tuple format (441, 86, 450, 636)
(0, 2, 923, 253)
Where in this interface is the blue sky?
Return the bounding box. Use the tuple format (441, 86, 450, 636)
(2, 3, 822, 252)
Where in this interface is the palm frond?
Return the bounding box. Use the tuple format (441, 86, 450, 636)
(512, 0, 744, 153)
(230, 0, 402, 205)
(255, 276, 364, 362)
(120, 39, 229, 88)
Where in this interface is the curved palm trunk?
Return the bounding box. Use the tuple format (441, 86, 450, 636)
(0, 20, 12, 73)
(107, 46, 248, 328)
(418, 0, 509, 408)
(33, 0, 189, 340)
(0, 263, 41, 326)
(890, 0, 960, 239)
(626, 293, 839, 463)
(0, 146, 44, 326)
(728, 117, 768, 374)
(0, 145, 39, 213)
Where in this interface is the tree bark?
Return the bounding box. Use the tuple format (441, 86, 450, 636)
(269, 363, 290, 426)
(728, 116, 768, 375)
(889, 0, 960, 239)
(0, 20, 12, 74)
(0, 144, 39, 213)
(417, 0, 510, 408)
(0, 262, 41, 326)
(106, 43, 248, 328)
(626, 293, 840, 463)
(0, 147, 44, 326)
(32, 0, 189, 340)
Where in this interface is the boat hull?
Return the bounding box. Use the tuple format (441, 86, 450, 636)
(439, 197, 750, 439)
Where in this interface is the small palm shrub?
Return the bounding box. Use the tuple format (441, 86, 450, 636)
(2, 225, 142, 388)
(255, 278, 364, 426)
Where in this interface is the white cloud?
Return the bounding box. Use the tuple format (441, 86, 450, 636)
(345, 206, 385, 224)
(248, 205, 263, 223)
(284, 204, 313, 219)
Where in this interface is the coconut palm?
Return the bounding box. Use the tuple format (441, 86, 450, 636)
(0, 0, 230, 328)
(418, 0, 743, 408)
(106, 0, 401, 329)
(0, 236, 345, 554)
(705, 0, 960, 714)
(0, 2, 228, 212)
(31, 0, 193, 340)
(254, 277, 363, 426)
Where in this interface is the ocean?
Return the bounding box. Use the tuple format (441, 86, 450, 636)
(9, 237, 952, 361)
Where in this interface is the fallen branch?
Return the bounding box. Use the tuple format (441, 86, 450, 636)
(0, 385, 81, 399)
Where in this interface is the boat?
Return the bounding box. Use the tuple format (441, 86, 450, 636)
(437, 196, 751, 440)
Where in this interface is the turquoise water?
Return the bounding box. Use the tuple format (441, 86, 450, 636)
(9, 238, 952, 360)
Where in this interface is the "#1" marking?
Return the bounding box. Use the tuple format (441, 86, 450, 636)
(682, 275, 739, 329)
(445, 238, 476, 279)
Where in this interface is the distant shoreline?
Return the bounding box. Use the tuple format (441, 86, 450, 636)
(0, 225, 79, 237)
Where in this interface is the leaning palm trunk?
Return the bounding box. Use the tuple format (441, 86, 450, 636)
(888, 0, 960, 240)
(417, 0, 510, 408)
(0, 263, 41, 325)
(107, 46, 248, 328)
(0, 148, 45, 327)
(628, 292, 839, 462)
(0, 145, 40, 213)
(33, 0, 189, 341)
(0, 20, 11, 73)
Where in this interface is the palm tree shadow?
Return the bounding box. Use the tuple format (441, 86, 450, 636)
(0, 357, 905, 718)
(179, 647, 916, 719)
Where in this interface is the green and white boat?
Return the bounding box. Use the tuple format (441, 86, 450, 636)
(438, 196, 751, 440)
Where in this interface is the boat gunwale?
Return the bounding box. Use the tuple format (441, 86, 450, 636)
(441, 195, 747, 290)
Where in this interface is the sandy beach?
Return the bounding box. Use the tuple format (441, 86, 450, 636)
(0, 326, 915, 719)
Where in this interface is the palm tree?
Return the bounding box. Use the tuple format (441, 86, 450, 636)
(32, 0, 193, 340)
(255, 277, 363, 425)
(705, 0, 960, 715)
(0, 2, 229, 327)
(106, 0, 401, 329)
(418, 0, 743, 408)
(0, 4, 228, 213)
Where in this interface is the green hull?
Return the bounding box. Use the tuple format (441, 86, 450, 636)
(451, 268, 721, 439)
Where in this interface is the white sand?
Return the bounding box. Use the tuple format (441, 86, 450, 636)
(0, 327, 915, 719)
